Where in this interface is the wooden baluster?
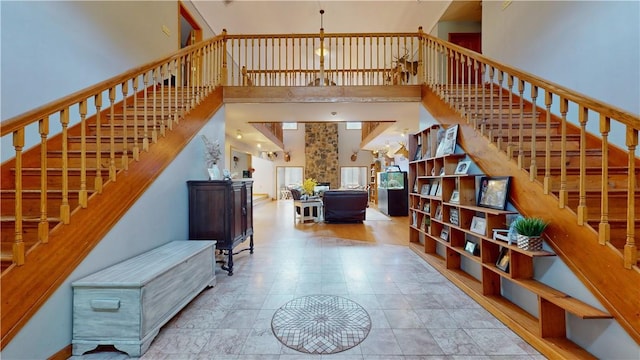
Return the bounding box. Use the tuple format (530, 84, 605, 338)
(152, 67, 160, 141)
(376, 36, 380, 85)
(162, 64, 171, 131)
(131, 76, 140, 161)
(174, 59, 180, 123)
(466, 55, 472, 124)
(529, 86, 539, 181)
(558, 97, 568, 208)
(448, 49, 454, 103)
(278, 38, 282, 86)
(349, 37, 353, 85)
(543, 91, 553, 194)
(577, 105, 588, 225)
(121, 81, 129, 170)
(60, 108, 70, 223)
(196, 48, 201, 101)
(484, 67, 494, 137)
(496, 70, 504, 149)
(108, 88, 117, 182)
(94, 93, 103, 193)
(156, 64, 173, 132)
(459, 53, 465, 114)
(142, 72, 150, 151)
(473, 61, 480, 129)
(517, 79, 525, 169)
(13, 129, 25, 265)
(598, 115, 611, 245)
(188, 53, 194, 111)
(506, 75, 514, 158)
(455, 52, 460, 110)
(418, 29, 424, 84)
(624, 127, 638, 268)
(78, 100, 88, 207)
(38, 117, 49, 243)
(479, 63, 486, 130)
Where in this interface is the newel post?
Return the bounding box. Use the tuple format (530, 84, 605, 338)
(221, 29, 228, 86)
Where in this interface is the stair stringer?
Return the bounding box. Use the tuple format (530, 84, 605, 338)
(420, 85, 640, 344)
(0, 88, 224, 349)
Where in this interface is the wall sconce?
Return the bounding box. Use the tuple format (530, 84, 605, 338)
(236, 130, 242, 139)
(284, 151, 291, 162)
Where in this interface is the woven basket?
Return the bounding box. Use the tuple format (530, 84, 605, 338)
(516, 235, 543, 251)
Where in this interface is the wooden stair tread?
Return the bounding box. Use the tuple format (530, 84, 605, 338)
(514, 279, 612, 319)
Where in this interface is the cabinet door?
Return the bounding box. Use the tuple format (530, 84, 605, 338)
(188, 183, 227, 242)
(244, 182, 253, 236)
(231, 184, 244, 243)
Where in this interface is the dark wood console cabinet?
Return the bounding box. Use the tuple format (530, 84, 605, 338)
(187, 179, 254, 275)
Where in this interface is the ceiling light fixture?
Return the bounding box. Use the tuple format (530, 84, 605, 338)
(315, 9, 329, 57)
(236, 130, 242, 139)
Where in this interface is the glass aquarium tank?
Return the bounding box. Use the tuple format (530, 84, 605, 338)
(378, 171, 407, 190)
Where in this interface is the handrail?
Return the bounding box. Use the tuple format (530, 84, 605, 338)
(424, 34, 639, 128)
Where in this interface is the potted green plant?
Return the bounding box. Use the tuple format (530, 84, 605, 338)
(513, 217, 549, 251)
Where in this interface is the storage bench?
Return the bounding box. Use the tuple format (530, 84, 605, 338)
(71, 240, 217, 357)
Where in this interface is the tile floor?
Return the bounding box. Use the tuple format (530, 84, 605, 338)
(69, 202, 545, 360)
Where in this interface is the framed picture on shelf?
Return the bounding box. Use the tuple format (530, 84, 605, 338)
(439, 167, 445, 176)
(429, 181, 439, 196)
(440, 226, 449, 242)
(434, 205, 443, 221)
(464, 239, 479, 256)
(413, 144, 422, 161)
(478, 176, 511, 210)
(421, 216, 429, 230)
(435, 125, 459, 157)
(454, 160, 471, 175)
(423, 202, 430, 212)
(436, 182, 443, 197)
(412, 212, 417, 226)
(470, 216, 487, 235)
(449, 208, 459, 226)
(496, 247, 510, 272)
(421, 183, 431, 195)
(449, 190, 460, 204)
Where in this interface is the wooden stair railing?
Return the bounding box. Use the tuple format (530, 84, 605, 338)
(0, 33, 227, 272)
(420, 32, 639, 270)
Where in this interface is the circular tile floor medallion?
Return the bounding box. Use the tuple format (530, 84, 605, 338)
(271, 295, 371, 354)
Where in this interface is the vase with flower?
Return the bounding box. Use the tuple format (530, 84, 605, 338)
(201, 134, 221, 180)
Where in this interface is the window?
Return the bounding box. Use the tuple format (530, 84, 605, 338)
(282, 122, 298, 130)
(345, 122, 362, 130)
(340, 167, 367, 189)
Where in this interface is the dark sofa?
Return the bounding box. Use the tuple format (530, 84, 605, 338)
(322, 190, 368, 223)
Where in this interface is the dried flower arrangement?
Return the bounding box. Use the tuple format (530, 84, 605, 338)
(201, 134, 221, 167)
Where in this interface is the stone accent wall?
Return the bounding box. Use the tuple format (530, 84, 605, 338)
(305, 123, 339, 188)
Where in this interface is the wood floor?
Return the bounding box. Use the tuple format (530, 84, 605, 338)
(253, 200, 409, 246)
